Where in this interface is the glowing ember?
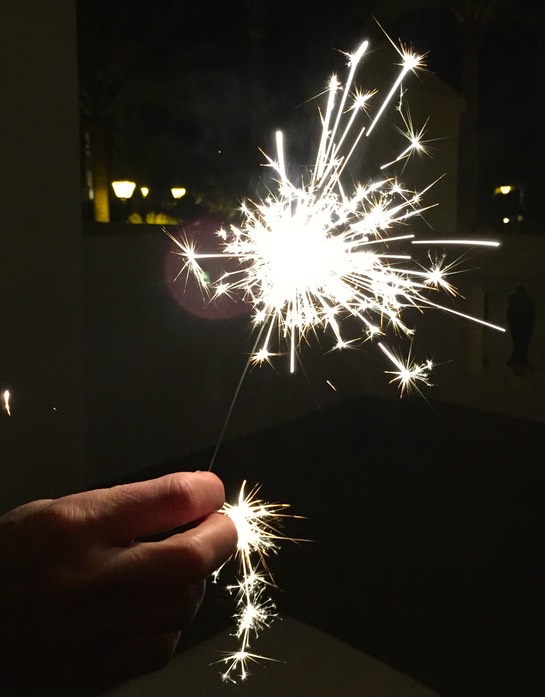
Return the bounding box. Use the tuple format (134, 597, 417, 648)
(2, 390, 11, 416)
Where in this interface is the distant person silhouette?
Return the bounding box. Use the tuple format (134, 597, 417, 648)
(507, 284, 536, 376)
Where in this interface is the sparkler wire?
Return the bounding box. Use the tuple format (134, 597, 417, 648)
(207, 326, 266, 471)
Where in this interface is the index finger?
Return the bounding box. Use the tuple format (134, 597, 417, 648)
(62, 472, 226, 543)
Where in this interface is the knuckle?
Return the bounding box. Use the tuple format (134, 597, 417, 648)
(37, 499, 89, 555)
(178, 536, 212, 581)
(164, 474, 196, 517)
(31, 503, 87, 589)
(40, 500, 81, 536)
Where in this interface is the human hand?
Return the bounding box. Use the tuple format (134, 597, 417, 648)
(0, 471, 237, 688)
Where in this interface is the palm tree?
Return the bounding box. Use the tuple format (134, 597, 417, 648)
(439, 1, 511, 229)
(77, 0, 200, 222)
(78, 0, 262, 223)
(77, 0, 151, 222)
(346, 0, 520, 230)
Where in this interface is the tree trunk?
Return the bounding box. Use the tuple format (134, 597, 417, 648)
(457, 28, 480, 231)
(245, 0, 270, 148)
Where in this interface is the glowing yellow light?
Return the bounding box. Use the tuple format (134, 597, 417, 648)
(503, 217, 510, 224)
(140, 186, 149, 198)
(494, 184, 514, 195)
(111, 180, 136, 199)
(171, 186, 187, 199)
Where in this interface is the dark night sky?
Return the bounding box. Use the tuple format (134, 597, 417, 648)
(78, 0, 545, 223)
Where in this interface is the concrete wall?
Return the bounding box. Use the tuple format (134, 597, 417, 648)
(0, 0, 84, 511)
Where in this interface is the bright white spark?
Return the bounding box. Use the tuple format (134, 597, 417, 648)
(412, 239, 501, 247)
(378, 342, 433, 396)
(381, 109, 433, 170)
(215, 482, 295, 683)
(2, 390, 11, 416)
(168, 38, 504, 394)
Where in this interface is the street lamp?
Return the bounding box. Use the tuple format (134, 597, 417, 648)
(493, 184, 514, 196)
(171, 186, 187, 200)
(140, 186, 150, 198)
(112, 180, 136, 200)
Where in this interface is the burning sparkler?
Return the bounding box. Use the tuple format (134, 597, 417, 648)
(168, 37, 505, 681)
(213, 482, 295, 682)
(167, 39, 504, 391)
